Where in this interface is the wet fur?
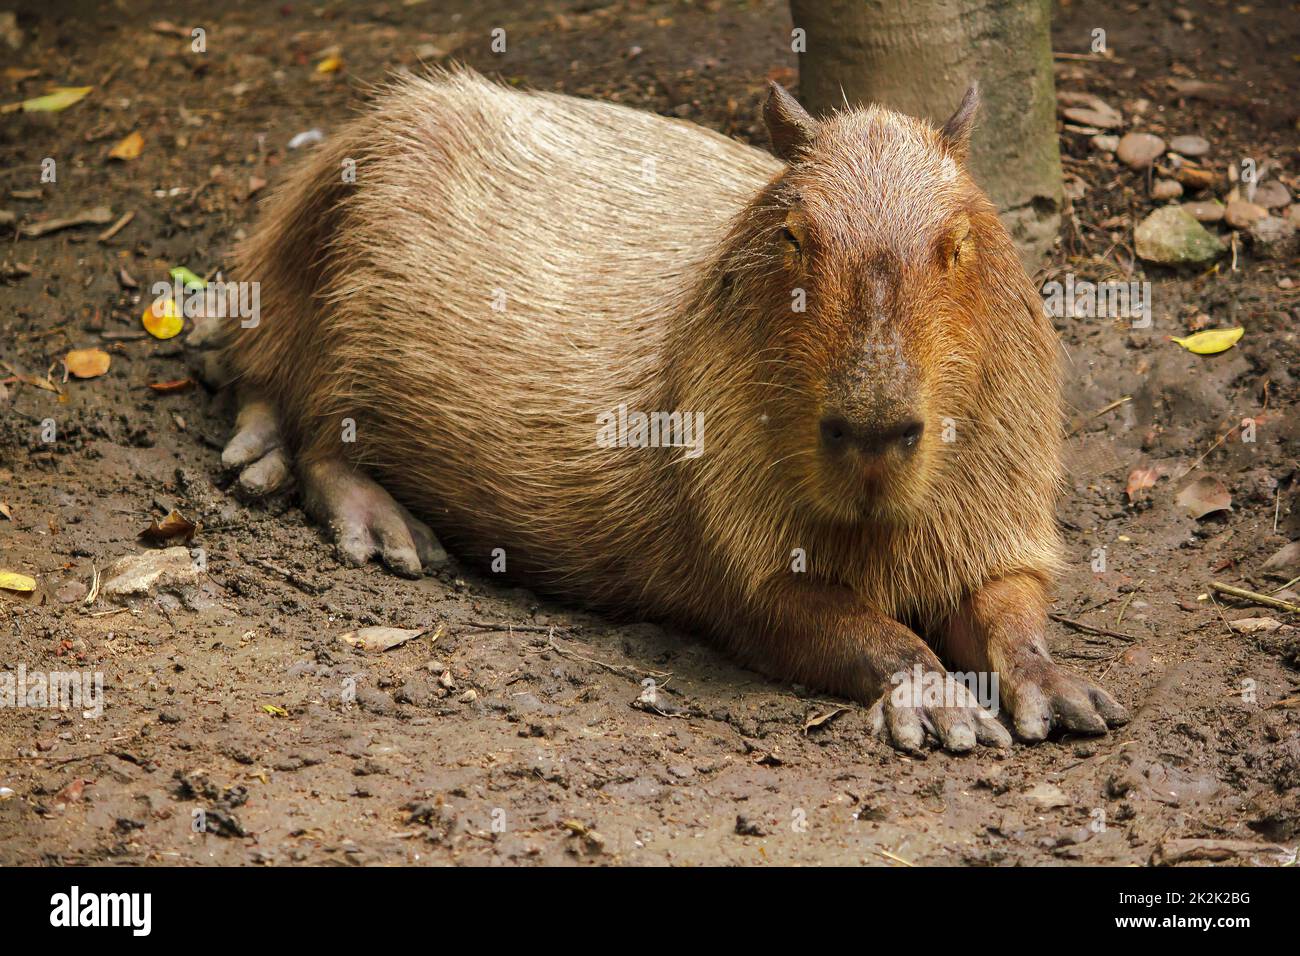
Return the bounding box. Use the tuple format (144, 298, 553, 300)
(221, 67, 1063, 690)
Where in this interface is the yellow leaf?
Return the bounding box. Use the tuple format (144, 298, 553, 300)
(1169, 327, 1244, 354)
(63, 348, 111, 379)
(0, 571, 37, 592)
(20, 86, 93, 112)
(316, 55, 343, 74)
(142, 298, 183, 339)
(108, 131, 144, 161)
(261, 704, 288, 717)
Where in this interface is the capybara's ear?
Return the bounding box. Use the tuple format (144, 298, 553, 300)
(939, 83, 980, 160)
(764, 82, 818, 162)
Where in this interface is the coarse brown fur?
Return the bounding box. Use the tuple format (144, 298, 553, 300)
(217, 68, 1124, 750)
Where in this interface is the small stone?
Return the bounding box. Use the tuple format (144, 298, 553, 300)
(1152, 179, 1183, 200)
(1091, 134, 1120, 153)
(1064, 105, 1123, 129)
(1168, 134, 1209, 157)
(1026, 782, 1070, 810)
(1247, 216, 1300, 260)
(1182, 199, 1225, 223)
(56, 580, 88, 604)
(102, 546, 202, 599)
(1134, 206, 1224, 265)
(1224, 199, 1268, 230)
(1116, 132, 1166, 169)
(1252, 179, 1291, 209)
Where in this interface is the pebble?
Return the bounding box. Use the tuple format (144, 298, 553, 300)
(1247, 216, 1300, 260)
(1224, 198, 1267, 230)
(1252, 179, 1291, 209)
(1152, 179, 1183, 200)
(1116, 132, 1166, 169)
(1091, 134, 1120, 153)
(1182, 199, 1225, 222)
(1168, 134, 1209, 157)
(1064, 105, 1123, 129)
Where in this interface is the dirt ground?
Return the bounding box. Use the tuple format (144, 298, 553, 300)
(1, 0, 1298, 866)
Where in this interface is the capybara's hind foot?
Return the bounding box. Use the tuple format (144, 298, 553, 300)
(221, 394, 291, 496)
(300, 458, 448, 578)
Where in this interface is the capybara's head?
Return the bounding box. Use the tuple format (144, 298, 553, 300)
(748, 82, 1025, 525)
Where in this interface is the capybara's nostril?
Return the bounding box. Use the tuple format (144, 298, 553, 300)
(821, 415, 924, 456)
(899, 420, 924, 451)
(819, 415, 851, 450)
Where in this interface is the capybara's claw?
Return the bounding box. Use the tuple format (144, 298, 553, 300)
(301, 459, 448, 578)
(1002, 661, 1128, 742)
(869, 669, 1012, 754)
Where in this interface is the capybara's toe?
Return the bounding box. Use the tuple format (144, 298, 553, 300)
(1005, 663, 1123, 742)
(238, 447, 291, 496)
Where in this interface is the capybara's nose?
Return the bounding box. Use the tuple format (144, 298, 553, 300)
(820, 415, 924, 457)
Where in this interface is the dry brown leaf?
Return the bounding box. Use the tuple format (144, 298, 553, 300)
(148, 378, 195, 394)
(1176, 475, 1232, 519)
(138, 509, 198, 545)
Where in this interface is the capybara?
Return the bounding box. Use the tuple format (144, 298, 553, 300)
(216, 67, 1126, 752)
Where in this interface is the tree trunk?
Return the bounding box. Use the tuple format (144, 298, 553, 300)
(789, 0, 1062, 266)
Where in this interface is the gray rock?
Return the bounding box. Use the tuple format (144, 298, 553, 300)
(1253, 179, 1292, 209)
(1168, 134, 1209, 157)
(102, 547, 202, 599)
(1134, 206, 1224, 265)
(1117, 132, 1166, 169)
(1152, 179, 1184, 200)
(1247, 216, 1300, 260)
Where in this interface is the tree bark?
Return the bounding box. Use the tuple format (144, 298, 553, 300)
(789, 0, 1062, 266)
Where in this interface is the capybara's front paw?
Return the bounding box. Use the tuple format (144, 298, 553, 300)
(866, 666, 1012, 754)
(999, 657, 1128, 742)
(300, 459, 448, 579)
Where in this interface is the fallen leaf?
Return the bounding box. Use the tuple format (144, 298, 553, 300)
(107, 131, 144, 160)
(168, 265, 205, 289)
(802, 707, 846, 733)
(1226, 617, 1283, 633)
(148, 378, 195, 394)
(339, 625, 428, 652)
(142, 298, 183, 339)
(0, 571, 37, 592)
(1126, 466, 1163, 500)
(4, 85, 93, 114)
(1176, 475, 1232, 519)
(138, 509, 198, 545)
(316, 55, 343, 73)
(1169, 327, 1244, 354)
(63, 347, 111, 379)
(0, 501, 11, 520)
(261, 704, 289, 717)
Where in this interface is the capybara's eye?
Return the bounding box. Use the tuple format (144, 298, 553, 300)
(780, 226, 801, 255)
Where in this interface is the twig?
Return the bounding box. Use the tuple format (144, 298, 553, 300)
(464, 620, 574, 635)
(1115, 580, 1143, 627)
(248, 557, 324, 595)
(1049, 613, 1137, 642)
(543, 627, 672, 683)
(1210, 582, 1300, 615)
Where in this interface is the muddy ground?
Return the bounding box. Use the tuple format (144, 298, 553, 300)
(1, 0, 1298, 866)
